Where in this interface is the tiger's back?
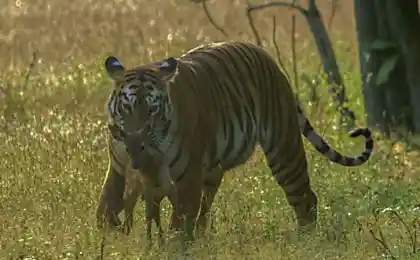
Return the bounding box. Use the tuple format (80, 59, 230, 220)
(165, 42, 298, 172)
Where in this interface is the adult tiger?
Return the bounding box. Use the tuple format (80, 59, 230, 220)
(104, 41, 374, 240)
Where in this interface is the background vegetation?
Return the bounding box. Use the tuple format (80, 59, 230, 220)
(0, 0, 419, 259)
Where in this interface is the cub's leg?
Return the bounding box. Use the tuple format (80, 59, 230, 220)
(123, 172, 167, 245)
(143, 189, 165, 245)
(122, 169, 143, 235)
(123, 155, 168, 244)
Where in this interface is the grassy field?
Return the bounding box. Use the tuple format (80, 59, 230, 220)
(1, 0, 419, 259)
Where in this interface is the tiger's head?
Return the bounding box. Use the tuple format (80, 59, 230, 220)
(104, 55, 178, 169)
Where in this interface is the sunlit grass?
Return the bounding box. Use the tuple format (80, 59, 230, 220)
(1, 0, 419, 259)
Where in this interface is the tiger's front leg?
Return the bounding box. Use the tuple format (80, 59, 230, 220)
(96, 167, 125, 231)
(195, 166, 223, 237)
(169, 161, 204, 243)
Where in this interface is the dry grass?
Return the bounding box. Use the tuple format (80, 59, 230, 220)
(1, 0, 419, 259)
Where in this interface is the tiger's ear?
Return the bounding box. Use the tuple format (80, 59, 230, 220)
(105, 56, 125, 82)
(158, 57, 179, 74)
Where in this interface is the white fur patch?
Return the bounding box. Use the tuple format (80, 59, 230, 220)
(160, 61, 170, 68)
(112, 60, 122, 67)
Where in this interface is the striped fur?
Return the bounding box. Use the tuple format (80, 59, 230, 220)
(104, 41, 374, 239)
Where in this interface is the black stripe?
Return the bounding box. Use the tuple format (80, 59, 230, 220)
(221, 121, 236, 160)
(366, 139, 374, 150)
(343, 157, 355, 166)
(301, 121, 313, 137)
(203, 50, 246, 133)
(285, 178, 309, 198)
(230, 50, 256, 115)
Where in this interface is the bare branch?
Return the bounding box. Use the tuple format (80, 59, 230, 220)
(327, 0, 340, 30)
(97, 229, 106, 260)
(389, 210, 418, 255)
(307, 0, 356, 127)
(192, 0, 229, 38)
(369, 209, 397, 260)
(291, 14, 299, 97)
(246, 0, 262, 46)
(247, 1, 308, 16)
(271, 16, 291, 83)
(369, 229, 396, 259)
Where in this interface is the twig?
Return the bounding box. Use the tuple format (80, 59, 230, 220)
(413, 218, 418, 254)
(389, 210, 417, 255)
(327, 0, 339, 30)
(98, 231, 106, 260)
(96, 206, 108, 260)
(246, 0, 307, 46)
(22, 51, 37, 89)
(291, 14, 299, 99)
(320, 0, 339, 87)
(191, 0, 229, 38)
(247, 1, 308, 15)
(369, 229, 396, 259)
(246, 0, 262, 46)
(271, 16, 291, 83)
(369, 209, 397, 260)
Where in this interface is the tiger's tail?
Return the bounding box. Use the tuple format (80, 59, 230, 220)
(297, 105, 373, 166)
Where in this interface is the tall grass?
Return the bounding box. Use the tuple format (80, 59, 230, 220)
(1, 0, 419, 259)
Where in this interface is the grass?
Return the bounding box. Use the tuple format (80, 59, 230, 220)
(1, 0, 419, 259)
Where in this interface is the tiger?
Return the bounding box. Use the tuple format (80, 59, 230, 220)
(103, 41, 374, 240)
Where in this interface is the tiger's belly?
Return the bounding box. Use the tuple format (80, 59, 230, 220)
(209, 117, 259, 172)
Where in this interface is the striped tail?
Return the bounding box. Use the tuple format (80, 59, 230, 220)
(297, 105, 374, 167)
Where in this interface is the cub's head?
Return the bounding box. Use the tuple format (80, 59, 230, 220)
(105, 56, 178, 169)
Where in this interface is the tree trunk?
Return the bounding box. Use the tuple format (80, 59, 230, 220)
(374, 0, 413, 132)
(354, 0, 416, 135)
(354, 0, 390, 134)
(386, 0, 420, 132)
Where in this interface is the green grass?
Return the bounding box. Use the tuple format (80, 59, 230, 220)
(1, 0, 419, 259)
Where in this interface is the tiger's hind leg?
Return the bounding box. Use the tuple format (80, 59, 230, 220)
(260, 132, 318, 232)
